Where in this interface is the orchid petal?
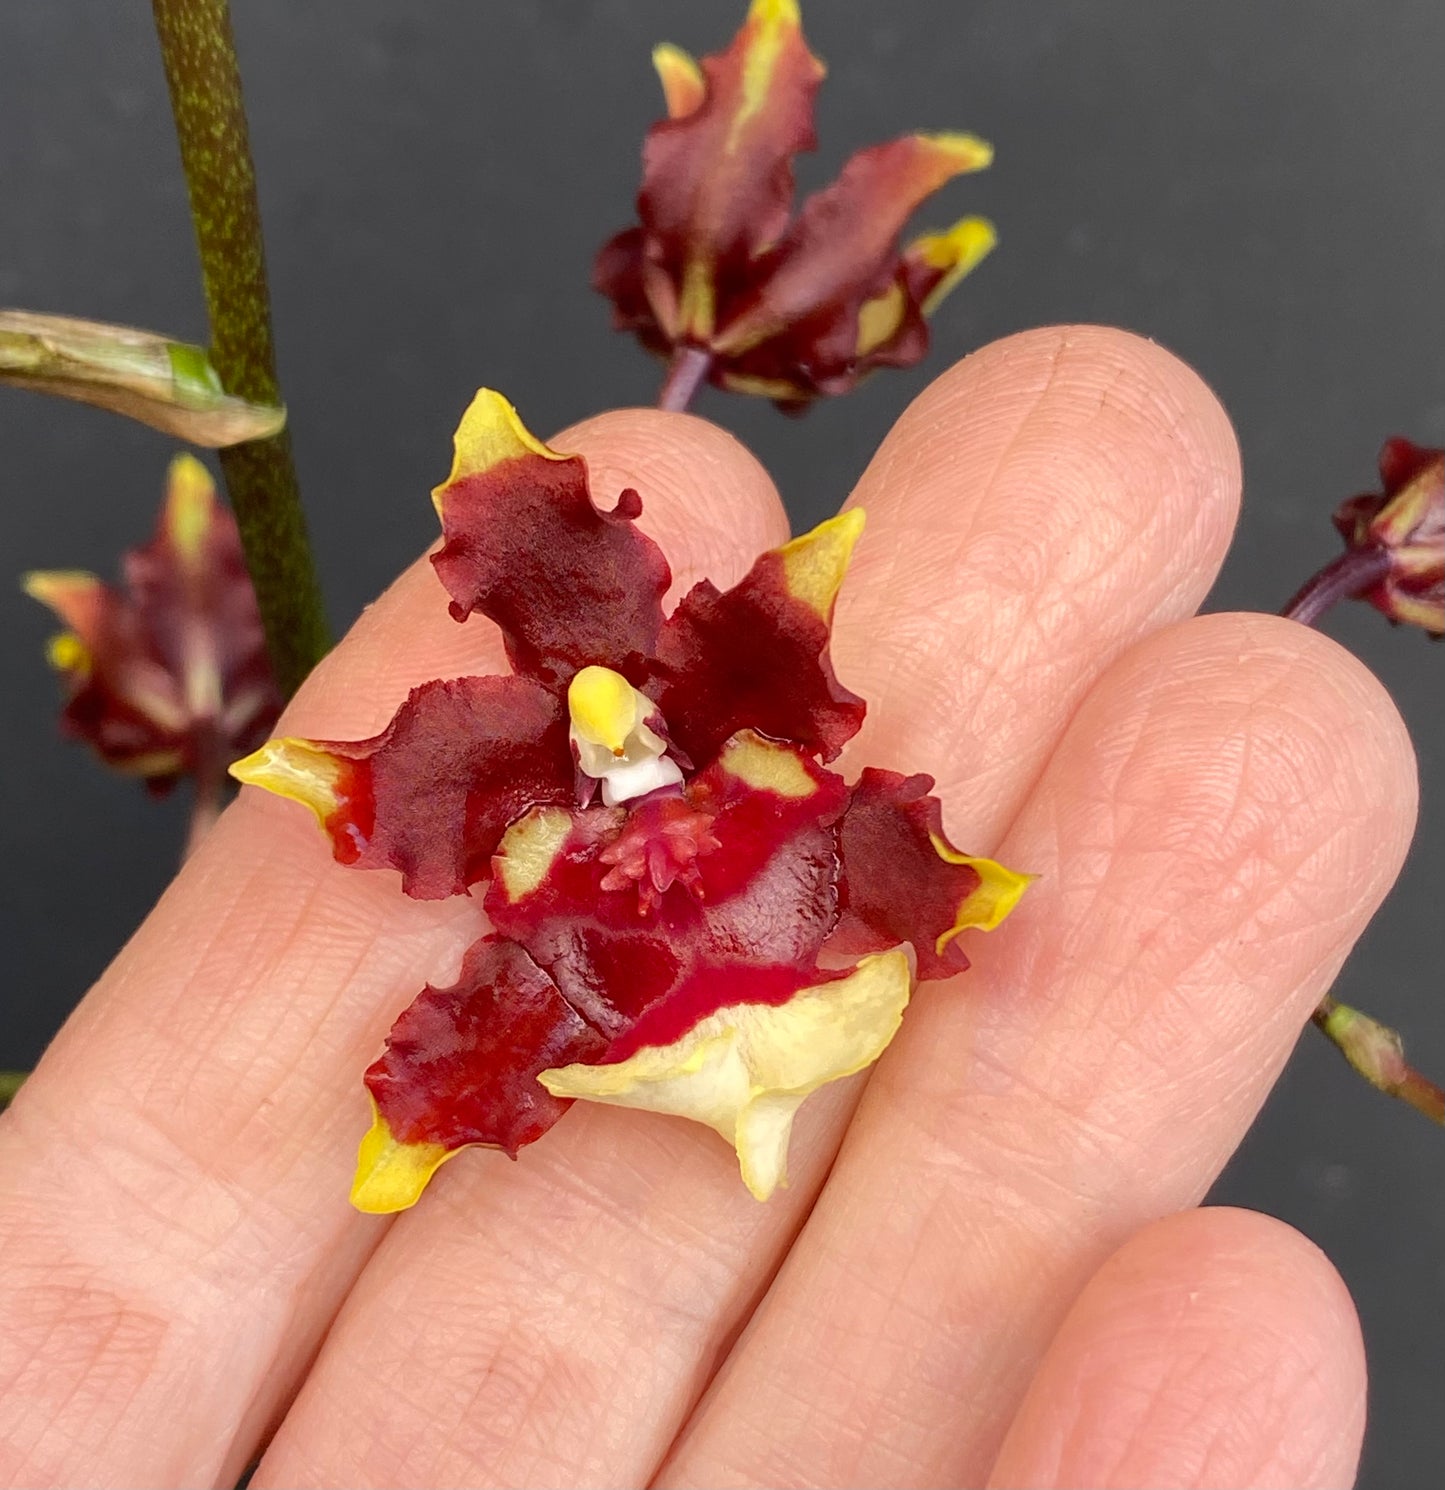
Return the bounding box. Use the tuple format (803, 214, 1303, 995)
(231, 675, 574, 899)
(834, 768, 1033, 979)
(540, 950, 911, 1200)
(652, 43, 706, 119)
(637, 0, 824, 340)
(354, 936, 608, 1212)
(431, 390, 672, 685)
(649, 511, 866, 764)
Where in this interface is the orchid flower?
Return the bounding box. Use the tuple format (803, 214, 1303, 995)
(595, 0, 996, 411)
(232, 392, 1031, 1209)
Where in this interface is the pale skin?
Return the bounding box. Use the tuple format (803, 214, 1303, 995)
(0, 326, 1418, 1488)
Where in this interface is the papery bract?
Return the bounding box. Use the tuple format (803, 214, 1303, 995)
(26, 452, 280, 791)
(594, 0, 996, 410)
(233, 389, 1031, 1209)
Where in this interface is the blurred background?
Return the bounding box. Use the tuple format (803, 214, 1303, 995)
(2, 3, 1440, 1483)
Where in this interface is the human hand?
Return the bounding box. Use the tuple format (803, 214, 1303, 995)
(0, 327, 1414, 1488)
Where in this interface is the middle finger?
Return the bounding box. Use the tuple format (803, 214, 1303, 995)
(257, 327, 1242, 1488)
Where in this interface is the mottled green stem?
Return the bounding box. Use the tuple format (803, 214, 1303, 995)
(0, 1071, 26, 1111)
(151, 0, 329, 697)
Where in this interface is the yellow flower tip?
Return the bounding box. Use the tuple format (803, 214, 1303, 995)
(162, 452, 217, 566)
(929, 835, 1036, 955)
(748, 0, 803, 31)
(351, 1103, 454, 1213)
(44, 630, 90, 676)
(777, 508, 866, 619)
(228, 736, 343, 827)
(734, 0, 823, 146)
(911, 217, 999, 317)
(432, 389, 570, 513)
(567, 664, 637, 754)
(540, 949, 912, 1203)
(652, 42, 706, 118)
(22, 569, 102, 634)
(918, 130, 995, 175)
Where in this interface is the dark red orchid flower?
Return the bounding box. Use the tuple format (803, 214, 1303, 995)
(233, 392, 1031, 1209)
(26, 453, 281, 794)
(1329, 438, 1443, 636)
(594, 0, 996, 411)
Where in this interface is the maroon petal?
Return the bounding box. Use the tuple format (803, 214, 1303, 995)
(430, 391, 671, 687)
(833, 768, 1033, 979)
(231, 675, 575, 900)
(712, 132, 992, 362)
(353, 935, 609, 1210)
(648, 512, 866, 765)
(634, 0, 825, 342)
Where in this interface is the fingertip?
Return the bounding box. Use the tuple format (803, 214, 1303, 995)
(1081, 609, 1419, 907)
(989, 1206, 1366, 1490)
(857, 324, 1241, 564)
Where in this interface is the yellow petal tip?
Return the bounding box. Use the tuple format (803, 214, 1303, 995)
(749, 0, 802, 27)
(652, 42, 706, 118)
(777, 508, 866, 618)
(163, 452, 217, 564)
(919, 130, 995, 174)
(434, 390, 569, 511)
(229, 737, 343, 827)
(351, 1105, 454, 1214)
(911, 216, 998, 315)
(23, 569, 103, 636)
(930, 838, 1036, 953)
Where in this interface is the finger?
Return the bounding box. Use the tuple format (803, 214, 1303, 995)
(660, 614, 1414, 1489)
(988, 1208, 1366, 1490)
(0, 410, 786, 1490)
(835, 324, 1241, 842)
(254, 329, 1243, 1490)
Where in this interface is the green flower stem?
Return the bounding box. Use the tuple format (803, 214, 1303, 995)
(0, 1071, 26, 1111)
(151, 0, 329, 698)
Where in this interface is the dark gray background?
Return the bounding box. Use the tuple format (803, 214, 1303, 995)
(2, 2, 1440, 1484)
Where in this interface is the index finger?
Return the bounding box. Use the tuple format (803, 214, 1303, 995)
(0, 409, 787, 1490)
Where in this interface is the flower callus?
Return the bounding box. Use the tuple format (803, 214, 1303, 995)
(595, 0, 997, 410)
(233, 391, 1031, 1208)
(26, 454, 281, 791)
(1333, 438, 1444, 636)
